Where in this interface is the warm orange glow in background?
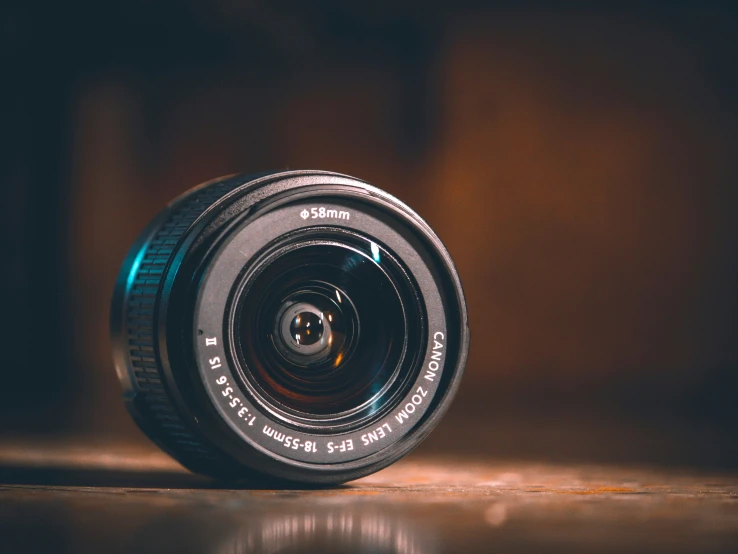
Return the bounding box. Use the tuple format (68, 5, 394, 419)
(3, 4, 737, 467)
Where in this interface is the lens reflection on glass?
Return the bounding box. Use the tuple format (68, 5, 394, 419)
(290, 311, 323, 346)
(236, 239, 415, 421)
(271, 288, 353, 371)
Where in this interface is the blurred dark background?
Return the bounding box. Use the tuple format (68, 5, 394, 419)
(2, 2, 737, 468)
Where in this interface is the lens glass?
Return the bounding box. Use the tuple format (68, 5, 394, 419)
(289, 311, 323, 346)
(235, 238, 417, 421)
(271, 285, 355, 368)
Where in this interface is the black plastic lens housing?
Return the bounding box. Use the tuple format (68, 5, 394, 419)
(111, 171, 469, 484)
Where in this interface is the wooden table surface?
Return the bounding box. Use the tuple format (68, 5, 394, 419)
(1, 440, 737, 553)
(0, 442, 738, 553)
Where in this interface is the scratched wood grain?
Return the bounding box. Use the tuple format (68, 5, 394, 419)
(1, 441, 737, 553)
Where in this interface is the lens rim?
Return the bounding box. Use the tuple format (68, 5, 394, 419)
(190, 193, 457, 470)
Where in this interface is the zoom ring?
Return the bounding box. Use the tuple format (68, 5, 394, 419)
(125, 177, 245, 476)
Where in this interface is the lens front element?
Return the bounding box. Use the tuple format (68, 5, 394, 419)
(236, 238, 418, 425)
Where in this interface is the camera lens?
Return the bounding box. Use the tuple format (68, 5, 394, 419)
(111, 170, 469, 484)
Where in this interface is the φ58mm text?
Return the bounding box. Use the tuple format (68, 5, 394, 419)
(300, 207, 351, 220)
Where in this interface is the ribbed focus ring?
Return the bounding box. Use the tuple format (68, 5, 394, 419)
(125, 177, 244, 473)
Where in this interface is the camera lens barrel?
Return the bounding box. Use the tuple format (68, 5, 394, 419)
(111, 170, 469, 484)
